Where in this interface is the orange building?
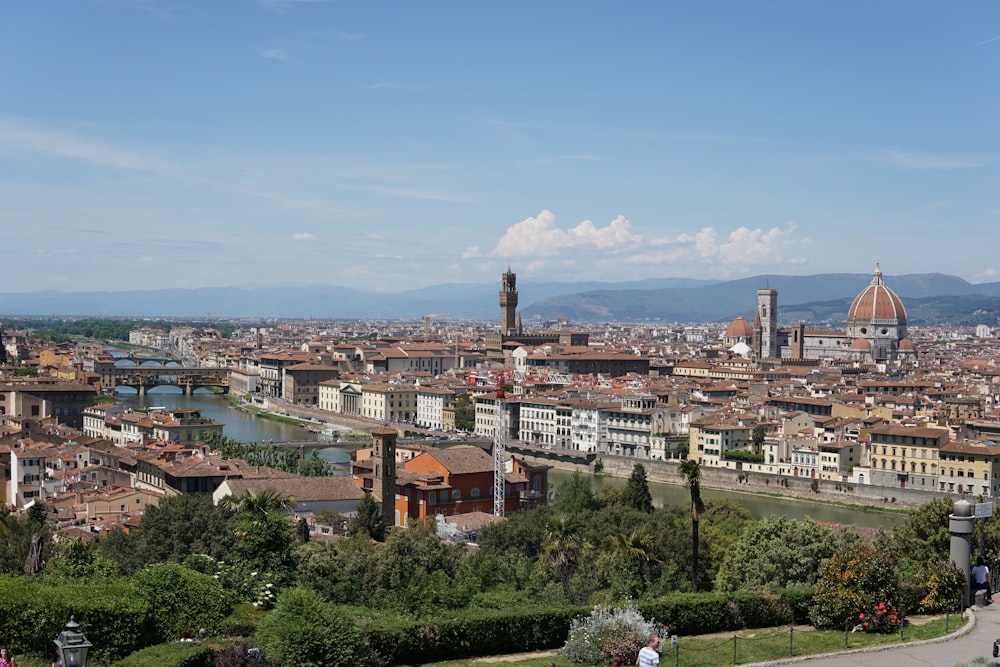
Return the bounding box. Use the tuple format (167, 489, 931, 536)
(353, 443, 549, 528)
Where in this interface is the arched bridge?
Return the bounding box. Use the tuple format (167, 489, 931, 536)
(101, 365, 230, 396)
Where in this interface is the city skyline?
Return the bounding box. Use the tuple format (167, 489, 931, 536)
(1, 1, 999, 293)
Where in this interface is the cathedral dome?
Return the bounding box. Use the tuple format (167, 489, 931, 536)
(898, 337, 916, 352)
(725, 316, 754, 339)
(847, 263, 907, 326)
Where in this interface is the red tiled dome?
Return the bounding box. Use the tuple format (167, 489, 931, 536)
(850, 337, 872, 351)
(848, 264, 907, 325)
(898, 338, 915, 351)
(725, 316, 754, 339)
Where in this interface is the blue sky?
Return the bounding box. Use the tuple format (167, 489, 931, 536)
(1, 0, 998, 293)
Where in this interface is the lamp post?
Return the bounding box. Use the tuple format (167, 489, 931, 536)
(54, 616, 92, 667)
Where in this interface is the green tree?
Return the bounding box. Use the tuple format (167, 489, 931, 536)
(97, 525, 147, 575)
(601, 526, 656, 599)
(621, 463, 654, 513)
(133, 562, 233, 642)
(715, 517, 858, 592)
(453, 394, 475, 431)
(542, 514, 589, 592)
(296, 517, 311, 544)
(888, 497, 953, 568)
(751, 423, 768, 455)
(47, 538, 118, 579)
(553, 471, 598, 514)
(678, 459, 705, 592)
(224, 490, 296, 580)
(257, 587, 363, 667)
(349, 492, 385, 541)
(136, 494, 234, 565)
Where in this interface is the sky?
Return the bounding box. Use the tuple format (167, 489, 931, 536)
(1, 0, 999, 293)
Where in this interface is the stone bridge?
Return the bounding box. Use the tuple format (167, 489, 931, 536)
(101, 365, 231, 396)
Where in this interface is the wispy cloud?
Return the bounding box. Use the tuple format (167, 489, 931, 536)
(877, 150, 990, 170)
(260, 47, 289, 61)
(291, 232, 317, 241)
(977, 35, 1000, 46)
(0, 117, 179, 177)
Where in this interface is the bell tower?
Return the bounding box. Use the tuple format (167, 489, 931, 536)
(371, 428, 397, 528)
(757, 288, 778, 359)
(499, 268, 518, 336)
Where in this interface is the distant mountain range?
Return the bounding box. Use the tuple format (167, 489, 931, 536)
(2, 273, 1000, 325)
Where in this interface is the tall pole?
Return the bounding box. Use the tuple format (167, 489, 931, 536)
(493, 374, 507, 517)
(950, 499, 975, 609)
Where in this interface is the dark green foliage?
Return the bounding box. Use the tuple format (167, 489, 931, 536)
(0, 512, 51, 576)
(26, 502, 47, 526)
(777, 585, 816, 624)
(476, 505, 553, 559)
(358, 606, 584, 665)
(453, 394, 474, 431)
(110, 641, 215, 667)
(722, 450, 765, 462)
(132, 494, 235, 568)
(621, 463, 654, 513)
(552, 472, 599, 514)
(219, 604, 266, 638)
(296, 517, 310, 544)
(47, 538, 118, 579)
(899, 560, 965, 614)
(638, 591, 794, 635)
(214, 640, 280, 667)
(715, 517, 857, 592)
(810, 542, 899, 628)
(12, 317, 236, 343)
(886, 497, 952, 568)
(98, 526, 147, 575)
(256, 587, 363, 667)
(132, 563, 233, 643)
(349, 492, 385, 541)
(0, 576, 148, 663)
(201, 432, 306, 475)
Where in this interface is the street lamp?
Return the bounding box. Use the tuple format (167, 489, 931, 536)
(54, 616, 92, 667)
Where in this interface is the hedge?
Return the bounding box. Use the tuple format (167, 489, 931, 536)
(0, 577, 150, 663)
(358, 606, 584, 664)
(111, 641, 216, 667)
(638, 589, 812, 636)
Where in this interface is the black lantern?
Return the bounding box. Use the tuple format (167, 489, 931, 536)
(54, 616, 92, 667)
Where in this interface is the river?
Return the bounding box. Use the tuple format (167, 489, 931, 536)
(116, 388, 904, 530)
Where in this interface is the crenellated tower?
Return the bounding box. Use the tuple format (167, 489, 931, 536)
(499, 267, 519, 335)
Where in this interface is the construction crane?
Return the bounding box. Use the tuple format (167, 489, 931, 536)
(421, 313, 448, 342)
(467, 368, 512, 516)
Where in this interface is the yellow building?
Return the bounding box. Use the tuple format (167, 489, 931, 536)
(938, 440, 1000, 498)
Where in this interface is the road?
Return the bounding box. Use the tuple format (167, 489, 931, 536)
(751, 602, 1000, 667)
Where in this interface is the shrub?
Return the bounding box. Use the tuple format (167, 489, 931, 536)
(111, 641, 215, 667)
(901, 560, 965, 614)
(214, 641, 280, 667)
(561, 602, 658, 664)
(810, 542, 898, 628)
(256, 587, 362, 667)
(132, 563, 233, 643)
(857, 601, 902, 634)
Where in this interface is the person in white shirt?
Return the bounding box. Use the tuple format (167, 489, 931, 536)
(637, 635, 660, 667)
(972, 556, 992, 603)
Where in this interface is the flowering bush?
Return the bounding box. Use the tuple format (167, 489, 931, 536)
(561, 602, 658, 664)
(858, 602, 902, 634)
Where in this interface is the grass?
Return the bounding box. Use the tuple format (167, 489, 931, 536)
(411, 616, 958, 667)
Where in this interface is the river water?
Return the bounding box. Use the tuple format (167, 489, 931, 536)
(116, 388, 904, 530)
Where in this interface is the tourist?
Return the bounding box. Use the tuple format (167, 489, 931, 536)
(637, 635, 660, 667)
(973, 556, 992, 603)
(0, 646, 16, 667)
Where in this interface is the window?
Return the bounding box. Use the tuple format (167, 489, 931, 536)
(451, 489, 461, 500)
(470, 487, 480, 498)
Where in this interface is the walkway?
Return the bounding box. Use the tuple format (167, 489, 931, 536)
(752, 601, 999, 667)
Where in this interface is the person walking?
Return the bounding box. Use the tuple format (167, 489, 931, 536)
(636, 635, 660, 667)
(973, 556, 992, 603)
(0, 646, 17, 667)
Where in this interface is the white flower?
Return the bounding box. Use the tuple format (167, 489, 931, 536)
(266, 583, 273, 588)
(250, 571, 258, 576)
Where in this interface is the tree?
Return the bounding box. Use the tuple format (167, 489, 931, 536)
(751, 423, 768, 455)
(257, 587, 363, 667)
(553, 471, 599, 514)
(678, 459, 705, 592)
(136, 494, 234, 565)
(296, 517, 311, 544)
(542, 514, 589, 592)
(810, 541, 899, 628)
(349, 492, 385, 541)
(715, 517, 858, 592)
(602, 526, 656, 599)
(225, 490, 296, 580)
(454, 394, 475, 431)
(621, 463, 654, 513)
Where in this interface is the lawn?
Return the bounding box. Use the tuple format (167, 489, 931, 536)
(411, 615, 959, 667)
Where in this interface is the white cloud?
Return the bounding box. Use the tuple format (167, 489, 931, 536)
(489, 211, 641, 258)
(627, 223, 804, 274)
(461, 245, 481, 259)
(291, 232, 317, 241)
(260, 47, 289, 61)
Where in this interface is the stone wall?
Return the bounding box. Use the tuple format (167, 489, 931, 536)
(514, 450, 947, 510)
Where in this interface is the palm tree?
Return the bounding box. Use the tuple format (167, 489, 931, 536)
(543, 514, 589, 591)
(220, 488, 292, 525)
(603, 526, 657, 597)
(678, 459, 705, 592)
